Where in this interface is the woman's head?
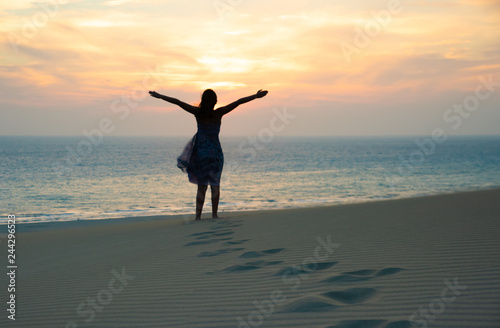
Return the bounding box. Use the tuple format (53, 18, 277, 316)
(201, 89, 217, 108)
(197, 89, 217, 118)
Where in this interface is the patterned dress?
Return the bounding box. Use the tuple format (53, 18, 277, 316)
(177, 123, 224, 186)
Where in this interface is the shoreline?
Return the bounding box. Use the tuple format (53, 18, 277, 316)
(9, 187, 500, 233)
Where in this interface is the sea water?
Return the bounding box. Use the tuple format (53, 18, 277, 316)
(1, 136, 499, 223)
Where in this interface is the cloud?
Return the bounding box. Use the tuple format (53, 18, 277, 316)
(1, 0, 499, 135)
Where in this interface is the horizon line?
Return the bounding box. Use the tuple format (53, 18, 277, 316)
(1, 134, 500, 138)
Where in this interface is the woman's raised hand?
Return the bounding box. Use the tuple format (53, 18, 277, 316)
(149, 91, 161, 98)
(255, 89, 268, 98)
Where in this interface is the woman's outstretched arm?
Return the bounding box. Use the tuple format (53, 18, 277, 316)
(216, 89, 268, 116)
(149, 91, 198, 115)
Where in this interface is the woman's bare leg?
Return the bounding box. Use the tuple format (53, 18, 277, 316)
(196, 185, 208, 220)
(211, 185, 220, 219)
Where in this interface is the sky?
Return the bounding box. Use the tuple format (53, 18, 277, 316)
(1, 0, 499, 136)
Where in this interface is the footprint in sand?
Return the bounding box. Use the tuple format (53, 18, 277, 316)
(280, 294, 414, 326)
(326, 320, 414, 328)
(274, 261, 338, 277)
(197, 248, 245, 257)
(224, 239, 250, 246)
(322, 287, 379, 305)
(321, 268, 404, 283)
(280, 295, 339, 313)
(222, 260, 283, 273)
(212, 223, 243, 229)
(211, 220, 243, 229)
(184, 237, 233, 247)
(185, 219, 243, 246)
(189, 231, 215, 237)
(279, 287, 379, 313)
(188, 229, 234, 239)
(208, 259, 283, 274)
(239, 248, 285, 259)
(279, 267, 406, 315)
(210, 249, 286, 274)
(185, 228, 238, 246)
(245, 260, 283, 266)
(212, 231, 235, 236)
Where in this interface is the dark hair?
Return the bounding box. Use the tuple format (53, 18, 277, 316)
(197, 89, 217, 118)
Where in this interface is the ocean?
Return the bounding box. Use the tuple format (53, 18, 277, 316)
(1, 135, 499, 224)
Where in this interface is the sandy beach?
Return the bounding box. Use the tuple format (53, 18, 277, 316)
(2, 189, 500, 327)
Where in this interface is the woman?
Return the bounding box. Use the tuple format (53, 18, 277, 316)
(149, 89, 268, 220)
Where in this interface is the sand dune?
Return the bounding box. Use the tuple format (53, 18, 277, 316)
(2, 189, 499, 327)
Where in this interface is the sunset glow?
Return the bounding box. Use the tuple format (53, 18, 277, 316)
(1, 0, 499, 136)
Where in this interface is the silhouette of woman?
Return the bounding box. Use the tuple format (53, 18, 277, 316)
(149, 89, 268, 220)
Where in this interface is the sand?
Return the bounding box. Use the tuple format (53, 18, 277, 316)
(2, 189, 500, 327)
